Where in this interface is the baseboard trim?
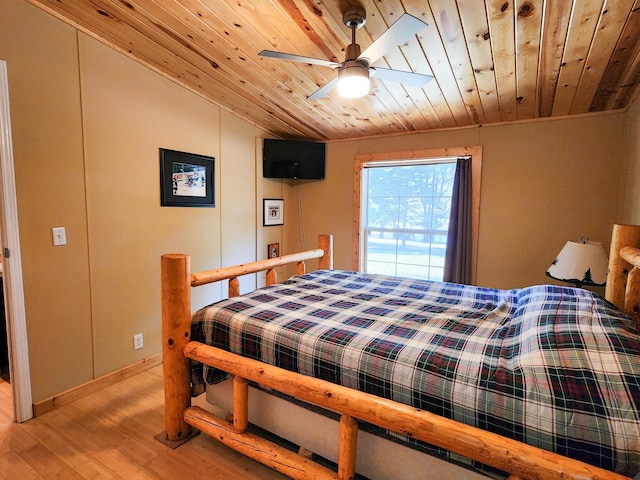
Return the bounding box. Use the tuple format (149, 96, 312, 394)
(32, 353, 162, 417)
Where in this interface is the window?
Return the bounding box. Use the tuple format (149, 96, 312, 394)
(362, 161, 456, 281)
(353, 147, 482, 283)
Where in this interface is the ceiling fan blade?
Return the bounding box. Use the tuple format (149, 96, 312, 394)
(359, 13, 427, 65)
(371, 67, 434, 88)
(307, 78, 339, 100)
(258, 50, 340, 69)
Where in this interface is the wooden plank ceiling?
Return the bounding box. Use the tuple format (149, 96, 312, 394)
(27, 0, 640, 141)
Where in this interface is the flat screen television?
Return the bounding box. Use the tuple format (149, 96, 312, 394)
(263, 139, 325, 180)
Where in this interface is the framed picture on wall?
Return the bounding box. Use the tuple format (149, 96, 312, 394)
(160, 148, 215, 207)
(263, 198, 284, 226)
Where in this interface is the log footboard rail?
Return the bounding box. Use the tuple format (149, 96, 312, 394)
(159, 232, 636, 480)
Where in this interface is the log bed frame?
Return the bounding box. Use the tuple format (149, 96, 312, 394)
(159, 224, 640, 480)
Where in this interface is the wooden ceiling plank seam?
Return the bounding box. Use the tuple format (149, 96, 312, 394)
(322, 6, 431, 135)
(396, 78, 448, 131)
(23, 0, 640, 141)
(34, 0, 314, 133)
(107, 0, 344, 138)
(605, 0, 640, 110)
(349, 0, 442, 131)
(326, 0, 433, 132)
(536, 0, 573, 118)
(143, 1, 350, 138)
(199, 0, 376, 137)
(368, 39, 442, 130)
(349, 0, 392, 49)
(456, 0, 501, 124)
(25, 0, 313, 138)
(178, 5, 376, 140)
(338, 5, 444, 134)
(397, 30, 457, 128)
(167, 1, 344, 120)
(188, 0, 343, 84)
(570, 0, 637, 114)
(424, 0, 488, 125)
(398, 1, 460, 129)
(96, 3, 324, 138)
(551, 0, 606, 116)
(295, 0, 462, 132)
(372, 80, 431, 132)
(356, 0, 454, 129)
(513, 0, 544, 120)
(609, 34, 640, 110)
(278, 0, 351, 64)
(367, 4, 448, 129)
(350, 9, 440, 128)
(217, 0, 336, 60)
(394, 1, 473, 126)
(590, 0, 640, 111)
(366, 88, 421, 133)
(485, 0, 518, 123)
(205, 0, 392, 138)
(341, 0, 427, 134)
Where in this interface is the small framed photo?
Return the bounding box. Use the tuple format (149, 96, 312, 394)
(268, 242, 280, 258)
(263, 199, 284, 226)
(160, 148, 215, 207)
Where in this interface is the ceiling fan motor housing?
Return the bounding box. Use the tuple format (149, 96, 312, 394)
(342, 6, 366, 29)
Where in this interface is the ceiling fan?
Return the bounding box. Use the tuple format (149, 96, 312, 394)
(258, 6, 434, 100)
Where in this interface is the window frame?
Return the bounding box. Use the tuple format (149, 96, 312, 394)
(353, 146, 483, 284)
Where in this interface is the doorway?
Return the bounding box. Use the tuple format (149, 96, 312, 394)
(0, 60, 32, 422)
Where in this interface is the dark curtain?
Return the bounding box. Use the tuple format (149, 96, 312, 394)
(443, 157, 472, 284)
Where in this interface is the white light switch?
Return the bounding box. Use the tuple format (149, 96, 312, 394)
(52, 227, 67, 246)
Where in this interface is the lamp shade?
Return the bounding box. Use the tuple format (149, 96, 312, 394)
(546, 239, 609, 287)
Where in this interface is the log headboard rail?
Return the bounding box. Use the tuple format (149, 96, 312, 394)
(605, 223, 640, 329)
(160, 230, 638, 480)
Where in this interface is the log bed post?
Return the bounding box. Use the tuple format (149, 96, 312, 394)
(338, 415, 357, 480)
(319, 234, 333, 270)
(606, 224, 640, 328)
(233, 376, 249, 433)
(158, 253, 195, 446)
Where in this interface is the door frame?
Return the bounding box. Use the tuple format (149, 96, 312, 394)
(0, 60, 33, 423)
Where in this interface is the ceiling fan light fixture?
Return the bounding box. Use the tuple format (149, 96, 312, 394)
(337, 62, 370, 98)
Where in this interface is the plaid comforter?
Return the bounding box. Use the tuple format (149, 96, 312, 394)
(190, 270, 640, 476)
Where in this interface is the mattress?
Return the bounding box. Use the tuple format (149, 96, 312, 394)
(190, 270, 640, 476)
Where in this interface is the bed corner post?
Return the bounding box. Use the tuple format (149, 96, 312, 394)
(606, 224, 640, 325)
(157, 253, 196, 447)
(318, 234, 334, 270)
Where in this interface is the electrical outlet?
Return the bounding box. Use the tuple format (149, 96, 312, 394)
(133, 333, 143, 350)
(52, 227, 67, 246)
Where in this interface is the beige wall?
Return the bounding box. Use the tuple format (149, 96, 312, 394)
(621, 94, 640, 224)
(0, 0, 272, 401)
(285, 114, 626, 290)
(1, 0, 94, 401)
(79, 37, 227, 377)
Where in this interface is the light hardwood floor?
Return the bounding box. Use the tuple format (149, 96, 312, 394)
(0, 366, 288, 479)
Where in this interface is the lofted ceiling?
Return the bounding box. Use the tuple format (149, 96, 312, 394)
(27, 0, 640, 141)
